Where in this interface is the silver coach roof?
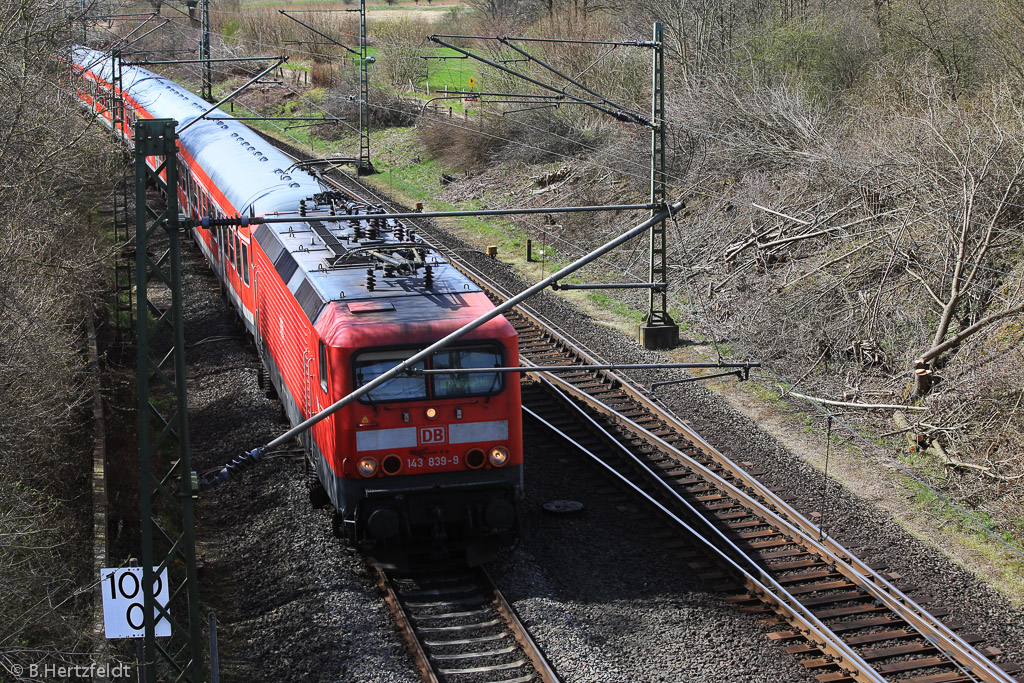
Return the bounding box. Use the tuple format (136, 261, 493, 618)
(72, 46, 323, 216)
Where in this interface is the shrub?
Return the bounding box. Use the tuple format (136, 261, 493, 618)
(418, 115, 511, 170)
(746, 13, 875, 96)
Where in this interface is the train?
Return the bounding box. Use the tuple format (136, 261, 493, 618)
(71, 47, 523, 567)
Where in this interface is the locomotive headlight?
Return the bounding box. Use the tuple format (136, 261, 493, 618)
(488, 446, 509, 467)
(356, 457, 378, 477)
(425, 407, 438, 420)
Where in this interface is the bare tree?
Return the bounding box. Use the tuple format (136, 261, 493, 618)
(372, 17, 429, 88)
(888, 82, 1024, 393)
(0, 1, 116, 679)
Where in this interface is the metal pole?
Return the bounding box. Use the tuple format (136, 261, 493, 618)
(201, 0, 212, 101)
(551, 282, 664, 290)
(177, 58, 287, 134)
(209, 612, 220, 683)
(279, 10, 361, 57)
(358, 0, 374, 175)
(429, 35, 647, 125)
(133, 121, 156, 683)
(110, 49, 134, 341)
(223, 202, 682, 467)
(498, 38, 644, 124)
(638, 22, 679, 350)
(127, 55, 285, 65)
(414, 361, 760, 374)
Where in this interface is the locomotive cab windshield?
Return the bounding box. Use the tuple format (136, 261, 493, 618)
(353, 345, 504, 401)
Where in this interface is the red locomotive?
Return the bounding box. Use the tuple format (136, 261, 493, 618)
(73, 48, 522, 566)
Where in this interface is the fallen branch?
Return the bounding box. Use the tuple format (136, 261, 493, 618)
(780, 233, 886, 290)
(758, 211, 896, 250)
(893, 412, 1024, 482)
(751, 202, 811, 225)
(788, 391, 928, 411)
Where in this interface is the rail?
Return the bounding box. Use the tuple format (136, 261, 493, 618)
(374, 564, 560, 683)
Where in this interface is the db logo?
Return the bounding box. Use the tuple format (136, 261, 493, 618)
(419, 426, 446, 444)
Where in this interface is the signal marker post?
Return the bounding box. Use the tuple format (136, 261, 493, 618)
(101, 566, 171, 639)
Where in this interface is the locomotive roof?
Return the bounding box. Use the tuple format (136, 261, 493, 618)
(253, 215, 485, 327)
(74, 47, 489, 328)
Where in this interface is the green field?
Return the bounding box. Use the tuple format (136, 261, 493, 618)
(416, 47, 479, 93)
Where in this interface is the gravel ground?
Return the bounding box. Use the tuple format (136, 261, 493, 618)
(180, 162, 1024, 683)
(442, 242, 1024, 671)
(491, 434, 817, 683)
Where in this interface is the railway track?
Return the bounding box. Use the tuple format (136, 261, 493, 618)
(299, 156, 1021, 683)
(476, 295, 1019, 683)
(374, 565, 560, 683)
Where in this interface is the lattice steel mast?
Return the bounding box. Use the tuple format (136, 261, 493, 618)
(638, 22, 679, 349)
(134, 118, 205, 683)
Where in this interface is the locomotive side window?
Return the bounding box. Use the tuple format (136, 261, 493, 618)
(433, 346, 503, 398)
(318, 340, 328, 392)
(354, 351, 427, 402)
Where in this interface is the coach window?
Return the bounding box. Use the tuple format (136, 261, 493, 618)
(235, 235, 244, 275)
(241, 242, 250, 286)
(228, 230, 236, 270)
(318, 340, 328, 392)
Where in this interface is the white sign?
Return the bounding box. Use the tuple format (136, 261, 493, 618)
(100, 567, 171, 639)
(419, 425, 447, 444)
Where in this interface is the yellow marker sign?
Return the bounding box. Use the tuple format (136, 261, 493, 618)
(360, 415, 370, 424)
(467, 77, 476, 88)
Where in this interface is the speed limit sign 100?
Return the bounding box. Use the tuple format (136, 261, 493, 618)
(101, 567, 171, 639)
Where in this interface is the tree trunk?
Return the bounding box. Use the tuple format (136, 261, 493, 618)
(920, 302, 1024, 365)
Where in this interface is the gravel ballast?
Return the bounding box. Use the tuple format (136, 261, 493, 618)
(181, 242, 418, 683)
